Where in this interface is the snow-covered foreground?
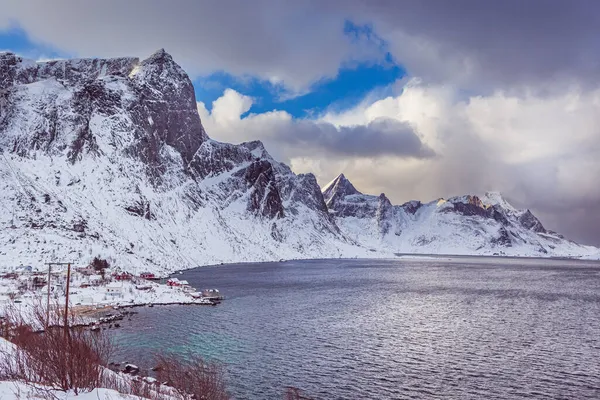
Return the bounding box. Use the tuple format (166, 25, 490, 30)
(0, 381, 147, 400)
(0, 337, 172, 400)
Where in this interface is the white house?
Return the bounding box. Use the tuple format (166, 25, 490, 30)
(106, 282, 123, 297)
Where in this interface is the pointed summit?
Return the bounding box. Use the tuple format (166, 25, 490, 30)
(144, 48, 173, 64)
(322, 173, 362, 203)
(134, 49, 183, 81)
(481, 191, 517, 212)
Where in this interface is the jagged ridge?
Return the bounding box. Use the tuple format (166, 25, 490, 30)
(322, 175, 599, 258)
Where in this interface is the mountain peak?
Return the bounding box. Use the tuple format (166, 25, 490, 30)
(143, 48, 174, 64)
(481, 191, 517, 212)
(322, 173, 362, 203)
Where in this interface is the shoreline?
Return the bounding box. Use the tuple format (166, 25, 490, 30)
(181, 253, 600, 274)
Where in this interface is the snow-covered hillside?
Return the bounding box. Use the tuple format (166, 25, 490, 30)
(0, 50, 597, 274)
(323, 174, 600, 258)
(0, 50, 374, 274)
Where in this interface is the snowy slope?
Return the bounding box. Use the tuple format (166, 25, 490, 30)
(323, 174, 600, 258)
(0, 50, 377, 274)
(0, 50, 597, 274)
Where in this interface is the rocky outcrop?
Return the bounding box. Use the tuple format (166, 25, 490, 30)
(376, 194, 393, 236)
(0, 49, 207, 180)
(518, 209, 546, 233)
(239, 160, 284, 219)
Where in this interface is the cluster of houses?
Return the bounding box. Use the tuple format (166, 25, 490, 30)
(75, 267, 166, 298)
(166, 277, 190, 289)
(0, 262, 223, 306)
(1, 263, 177, 303)
(0, 265, 65, 301)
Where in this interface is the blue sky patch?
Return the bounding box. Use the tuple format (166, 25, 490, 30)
(193, 59, 403, 119)
(0, 23, 68, 60)
(194, 21, 404, 119)
(1, 21, 404, 120)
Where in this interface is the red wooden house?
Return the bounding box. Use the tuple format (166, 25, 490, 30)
(112, 272, 133, 281)
(140, 272, 156, 280)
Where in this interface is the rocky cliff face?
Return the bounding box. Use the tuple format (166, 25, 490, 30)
(0, 50, 597, 272)
(0, 50, 207, 175)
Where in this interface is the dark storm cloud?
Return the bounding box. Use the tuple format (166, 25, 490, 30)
(6, 1, 600, 91)
(292, 118, 434, 158)
(0, 0, 380, 90)
(342, 0, 600, 90)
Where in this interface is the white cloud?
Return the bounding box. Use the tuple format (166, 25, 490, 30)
(200, 81, 600, 244)
(198, 89, 433, 163)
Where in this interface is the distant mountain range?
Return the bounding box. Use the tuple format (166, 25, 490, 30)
(0, 50, 597, 274)
(322, 174, 596, 258)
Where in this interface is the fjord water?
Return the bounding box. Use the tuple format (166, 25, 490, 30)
(113, 258, 600, 399)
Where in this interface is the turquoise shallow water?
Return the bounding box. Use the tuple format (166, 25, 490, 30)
(113, 257, 600, 399)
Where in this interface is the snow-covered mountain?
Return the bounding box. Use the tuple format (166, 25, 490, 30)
(0, 50, 370, 274)
(322, 173, 599, 258)
(0, 50, 597, 274)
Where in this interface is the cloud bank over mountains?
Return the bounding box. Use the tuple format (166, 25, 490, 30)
(2, 0, 600, 245)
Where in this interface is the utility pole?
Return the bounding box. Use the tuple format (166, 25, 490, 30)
(64, 263, 71, 337)
(45, 263, 52, 328)
(44, 262, 74, 330)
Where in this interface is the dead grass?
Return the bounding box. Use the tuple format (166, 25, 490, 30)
(0, 300, 111, 394)
(154, 353, 229, 400)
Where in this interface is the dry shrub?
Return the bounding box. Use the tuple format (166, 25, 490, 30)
(100, 371, 171, 400)
(154, 353, 229, 400)
(0, 300, 112, 394)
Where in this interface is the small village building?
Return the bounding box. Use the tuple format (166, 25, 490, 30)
(106, 282, 123, 297)
(32, 276, 47, 289)
(201, 289, 222, 299)
(166, 278, 181, 287)
(76, 266, 96, 276)
(80, 274, 103, 288)
(15, 265, 33, 274)
(140, 272, 157, 280)
(113, 272, 133, 281)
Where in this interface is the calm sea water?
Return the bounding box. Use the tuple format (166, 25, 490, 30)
(113, 257, 600, 399)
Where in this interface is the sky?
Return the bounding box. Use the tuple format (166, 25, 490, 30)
(2, 0, 600, 245)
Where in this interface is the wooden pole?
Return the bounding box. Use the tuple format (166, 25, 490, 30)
(46, 263, 52, 328)
(64, 263, 71, 336)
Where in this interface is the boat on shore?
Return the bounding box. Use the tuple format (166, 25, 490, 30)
(200, 288, 224, 301)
